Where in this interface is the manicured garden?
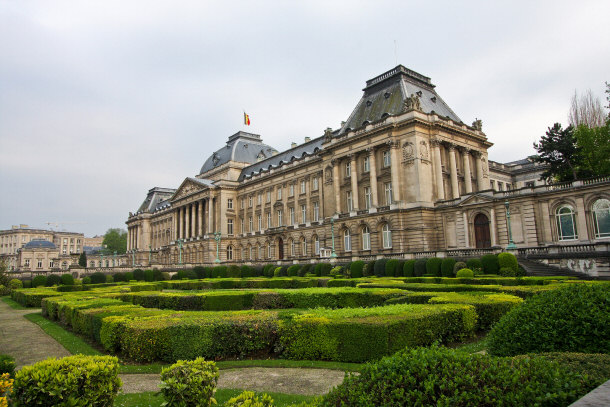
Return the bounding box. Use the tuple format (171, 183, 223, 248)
(1, 252, 609, 406)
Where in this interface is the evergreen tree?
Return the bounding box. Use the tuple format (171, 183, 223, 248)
(78, 251, 87, 268)
(533, 123, 582, 182)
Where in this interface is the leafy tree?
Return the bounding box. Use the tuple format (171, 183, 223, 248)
(102, 228, 127, 254)
(574, 121, 610, 178)
(78, 252, 87, 268)
(0, 258, 9, 285)
(533, 123, 582, 182)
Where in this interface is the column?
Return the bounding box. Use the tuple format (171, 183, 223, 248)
(390, 142, 401, 202)
(208, 197, 214, 234)
(490, 207, 497, 246)
(179, 207, 184, 239)
(368, 148, 379, 207)
(463, 211, 469, 248)
(198, 200, 204, 237)
(191, 203, 197, 239)
(127, 228, 131, 251)
(173, 211, 178, 241)
(432, 140, 445, 200)
(474, 151, 485, 191)
(350, 154, 359, 210)
(462, 149, 473, 194)
(575, 197, 589, 241)
(332, 160, 341, 213)
(185, 204, 191, 239)
(448, 144, 460, 199)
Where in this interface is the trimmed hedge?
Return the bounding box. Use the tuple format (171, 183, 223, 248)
(403, 260, 415, 277)
(11, 355, 121, 406)
(413, 259, 427, 277)
(426, 257, 442, 277)
(456, 268, 474, 278)
(385, 259, 399, 277)
(159, 357, 218, 407)
(349, 261, 364, 278)
(32, 275, 47, 287)
(481, 254, 499, 274)
(498, 252, 518, 274)
(46, 274, 61, 286)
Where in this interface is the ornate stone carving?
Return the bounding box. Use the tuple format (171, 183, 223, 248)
(402, 93, 422, 112)
(402, 142, 414, 161)
(419, 141, 429, 160)
(324, 127, 333, 142)
(481, 157, 489, 178)
(472, 118, 483, 131)
(325, 165, 333, 182)
(212, 153, 220, 166)
(174, 182, 199, 200)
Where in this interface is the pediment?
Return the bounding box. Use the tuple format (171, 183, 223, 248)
(171, 179, 205, 201)
(457, 193, 494, 207)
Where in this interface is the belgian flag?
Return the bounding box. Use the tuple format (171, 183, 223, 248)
(244, 112, 251, 126)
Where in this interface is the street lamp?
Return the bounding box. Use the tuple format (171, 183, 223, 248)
(330, 216, 337, 258)
(504, 200, 517, 250)
(177, 239, 183, 265)
(213, 232, 221, 263)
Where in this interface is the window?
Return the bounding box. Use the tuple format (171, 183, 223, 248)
(241, 198, 245, 209)
(363, 156, 370, 172)
(259, 245, 264, 259)
(267, 212, 272, 228)
(345, 161, 351, 177)
(289, 184, 294, 196)
(227, 219, 234, 235)
(592, 199, 610, 238)
(290, 239, 295, 256)
(258, 215, 262, 231)
(383, 151, 391, 167)
(312, 177, 319, 191)
(346, 191, 353, 212)
(490, 180, 496, 190)
(556, 205, 577, 241)
(498, 182, 504, 191)
(25, 259, 30, 267)
(382, 224, 392, 248)
(301, 205, 307, 223)
(49, 260, 54, 268)
(241, 218, 244, 233)
(362, 226, 370, 250)
(249, 196, 253, 207)
(268, 244, 272, 258)
(290, 207, 295, 225)
(249, 216, 253, 232)
(257, 193, 262, 205)
(227, 245, 233, 260)
(277, 187, 282, 200)
(364, 187, 372, 209)
(384, 182, 393, 205)
(62, 247, 67, 255)
(278, 209, 283, 226)
(266, 190, 271, 203)
(302, 239, 307, 256)
(313, 202, 319, 222)
(300, 180, 306, 194)
(227, 199, 233, 209)
(314, 236, 320, 255)
(344, 229, 351, 251)
(249, 246, 253, 260)
(37, 259, 43, 268)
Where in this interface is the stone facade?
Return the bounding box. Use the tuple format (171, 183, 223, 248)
(126, 65, 610, 269)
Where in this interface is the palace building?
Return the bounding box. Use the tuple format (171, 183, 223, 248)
(126, 65, 610, 275)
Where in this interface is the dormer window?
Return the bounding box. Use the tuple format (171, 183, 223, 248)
(366, 100, 372, 107)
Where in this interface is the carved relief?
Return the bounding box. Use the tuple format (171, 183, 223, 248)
(402, 142, 414, 161)
(325, 165, 333, 183)
(212, 153, 220, 166)
(174, 182, 200, 200)
(482, 157, 489, 178)
(419, 141, 429, 160)
(324, 127, 333, 142)
(402, 93, 422, 112)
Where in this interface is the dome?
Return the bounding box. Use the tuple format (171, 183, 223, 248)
(199, 131, 278, 175)
(24, 239, 56, 249)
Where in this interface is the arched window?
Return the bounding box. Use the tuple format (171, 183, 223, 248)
(248, 246, 253, 260)
(362, 226, 370, 250)
(344, 229, 351, 251)
(556, 205, 577, 241)
(226, 245, 233, 260)
(267, 243, 272, 258)
(314, 236, 320, 255)
(382, 224, 392, 249)
(592, 199, 610, 238)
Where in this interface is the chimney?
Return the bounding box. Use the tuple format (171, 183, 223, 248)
(291, 142, 297, 148)
(304, 137, 311, 143)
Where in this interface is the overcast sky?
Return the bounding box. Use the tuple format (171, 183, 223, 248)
(1, 1, 609, 237)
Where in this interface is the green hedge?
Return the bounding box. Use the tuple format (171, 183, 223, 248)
(481, 254, 499, 274)
(11, 288, 62, 307)
(403, 260, 415, 277)
(426, 257, 442, 277)
(413, 259, 427, 277)
(11, 355, 121, 406)
(159, 357, 218, 407)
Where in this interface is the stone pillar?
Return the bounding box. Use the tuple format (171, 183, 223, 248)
(432, 139, 445, 200)
(474, 151, 485, 191)
(127, 228, 131, 251)
(184, 205, 190, 239)
(350, 154, 359, 210)
(198, 200, 204, 237)
(179, 207, 184, 239)
(389, 141, 401, 202)
(208, 197, 214, 233)
(191, 203, 197, 239)
(575, 197, 589, 241)
(173, 210, 178, 241)
(332, 160, 341, 213)
(490, 206, 497, 246)
(368, 148, 379, 207)
(448, 144, 460, 199)
(463, 211, 470, 248)
(462, 149, 473, 194)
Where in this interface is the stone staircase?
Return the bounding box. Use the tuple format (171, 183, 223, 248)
(518, 258, 593, 280)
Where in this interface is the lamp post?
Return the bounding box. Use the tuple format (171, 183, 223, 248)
(330, 216, 337, 258)
(177, 239, 183, 265)
(504, 200, 517, 250)
(213, 232, 221, 263)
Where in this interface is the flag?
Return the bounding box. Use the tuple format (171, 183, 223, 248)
(244, 112, 251, 126)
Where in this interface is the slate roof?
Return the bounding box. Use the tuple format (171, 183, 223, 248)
(199, 131, 279, 175)
(23, 239, 56, 249)
(339, 65, 461, 135)
(137, 187, 176, 213)
(238, 136, 325, 181)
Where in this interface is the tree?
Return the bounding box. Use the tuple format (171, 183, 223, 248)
(102, 228, 127, 254)
(78, 251, 87, 268)
(533, 123, 582, 182)
(569, 89, 606, 128)
(574, 122, 610, 178)
(0, 258, 9, 285)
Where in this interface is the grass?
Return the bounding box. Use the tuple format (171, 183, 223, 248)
(453, 334, 489, 354)
(1, 296, 29, 310)
(24, 312, 103, 356)
(114, 389, 316, 407)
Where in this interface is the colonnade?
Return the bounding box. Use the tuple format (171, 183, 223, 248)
(431, 140, 487, 200)
(174, 197, 214, 241)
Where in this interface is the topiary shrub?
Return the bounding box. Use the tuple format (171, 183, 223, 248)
(82, 276, 92, 285)
(273, 267, 282, 278)
(60, 274, 74, 286)
(263, 264, 276, 278)
(89, 272, 106, 284)
(240, 265, 254, 278)
(455, 268, 474, 278)
(488, 284, 610, 356)
(498, 252, 518, 274)
(394, 261, 405, 277)
(224, 390, 274, 407)
(529, 352, 610, 387)
(112, 273, 125, 282)
(46, 274, 61, 286)
(481, 254, 499, 274)
(22, 280, 32, 288)
(159, 357, 219, 407)
(363, 261, 375, 277)
(452, 262, 466, 276)
(413, 259, 427, 277)
(105, 274, 114, 283)
(227, 265, 241, 278)
(8, 279, 23, 290)
(299, 264, 311, 277)
(321, 346, 591, 407)
(123, 272, 134, 281)
(403, 260, 416, 277)
(0, 354, 15, 378)
(373, 259, 388, 277)
(426, 258, 443, 277)
(320, 263, 332, 277)
(287, 264, 301, 277)
(142, 269, 153, 282)
(0, 285, 8, 296)
(32, 275, 47, 287)
(385, 259, 399, 277)
(441, 258, 457, 277)
(498, 267, 516, 277)
(161, 272, 170, 281)
(466, 258, 482, 272)
(11, 355, 121, 406)
(349, 261, 364, 278)
(193, 266, 207, 279)
(133, 269, 145, 281)
(153, 269, 165, 281)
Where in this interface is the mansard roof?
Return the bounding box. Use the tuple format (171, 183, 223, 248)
(137, 187, 176, 213)
(339, 65, 461, 135)
(199, 131, 279, 175)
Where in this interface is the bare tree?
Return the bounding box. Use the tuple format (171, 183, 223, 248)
(568, 89, 606, 128)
